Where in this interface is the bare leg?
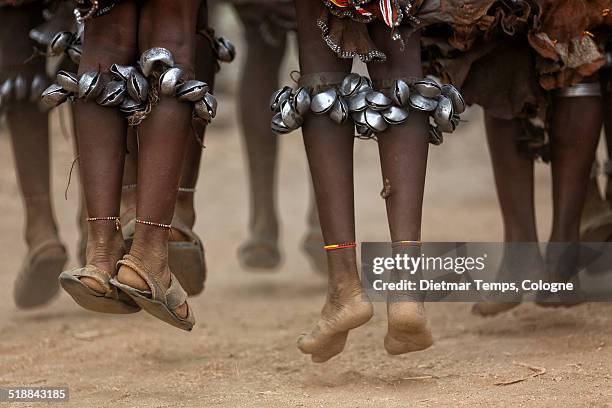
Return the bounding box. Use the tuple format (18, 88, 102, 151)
(293, 0, 373, 363)
(541, 87, 602, 305)
(3, 5, 67, 308)
(174, 2, 215, 229)
(367, 24, 432, 355)
(74, 2, 138, 293)
(116, 0, 202, 319)
(472, 113, 544, 316)
(549, 92, 603, 243)
(3, 7, 60, 251)
(234, 4, 286, 269)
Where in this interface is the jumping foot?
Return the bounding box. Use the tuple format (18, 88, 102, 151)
(297, 282, 373, 363)
(384, 301, 433, 355)
(472, 252, 545, 317)
(78, 227, 125, 295)
(116, 248, 189, 320)
(301, 228, 327, 275)
(14, 235, 67, 309)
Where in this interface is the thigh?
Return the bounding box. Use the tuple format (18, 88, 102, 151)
(293, 0, 351, 74)
(78, 1, 139, 73)
(366, 22, 422, 81)
(138, 0, 202, 71)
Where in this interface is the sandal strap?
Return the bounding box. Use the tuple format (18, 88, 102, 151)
(116, 254, 157, 297)
(28, 239, 66, 260)
(165, 275, 189, 311)
(70, 265, 113, 294)
(116, 254, 187, 309)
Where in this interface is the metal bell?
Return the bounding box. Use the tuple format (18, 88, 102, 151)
(30, 74, 48, 102)
(29, 28, 53, 47)
(215, 36, 236, 63)
(0, 78, 14, 100)
(270, 86, 292, 111)
(14, 75, 28, 101)
(176, 80, 208, 102)
(96, 80, 126, 106)
(292, 87, 311, 116)
(194, 100, 212, 122)
(346, 91, 368, 112)
(159, 67, 183, 96)
(365, 91, 392, 111)
(364, 108, 388, 133)
(392, 79, 410, 107)
(41, 84, 70, 107)
(357, 76, 372, 93)
(351, 110, 367, 126)
(339, 73, 362, 98)
(78, 71, 104, 99)
(280, 99, 303, 129)
(451, 114, 460, 129)
(56, 71, 79, 93)
(428, 126, 443, 145)
(409, 93, 438, 112)
(110, 64, 137, 81)
(441, 84, 466, 114)
(271, 112, 291, 135)
(355, 124, 373, 138)
(127, 72, 149, 103)
(382, 106, 409, 125)
(139, 47, 175, 77)
(329, 96, 348, 124)
(414, 78, 441, 98)
(310, 89, 338, 114)
(202, 93, 217, 118)
(433, 95, 455, 133)
(50, 31, 73, 55)
(120, 98, 145, 115)
(66, 45, 82, 65)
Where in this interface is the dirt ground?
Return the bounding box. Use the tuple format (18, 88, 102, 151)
(1, 17, 612, 408)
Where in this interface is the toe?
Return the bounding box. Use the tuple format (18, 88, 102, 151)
(117, 265, 149, 292)
(79, 276, 108, 294)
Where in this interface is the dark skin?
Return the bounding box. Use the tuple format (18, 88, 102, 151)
(1, 6, 60, 251)
(76, 0, 204, 318)
(121, 3, 215, 235)
(473, 88, 603, 316)
(294, 0, 432, 362)
(234, 4, 323, 271)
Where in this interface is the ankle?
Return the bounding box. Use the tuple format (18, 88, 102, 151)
(86, 222, 125, 271)
(250, 210, 279, 240)
(24, 197, 59, 246)
(24, 219, 59, 248)
(130, 224, 170, 264)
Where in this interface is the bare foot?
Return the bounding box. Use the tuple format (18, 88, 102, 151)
(301, 228, 327, 275)
(384, 301, 433, 355)
(473, 252, 545, 317)
(116, 243, 188, 319)
(297, 282, 373, 363)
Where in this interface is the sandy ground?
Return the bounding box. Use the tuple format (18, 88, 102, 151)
(1, 14, 612, 407)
